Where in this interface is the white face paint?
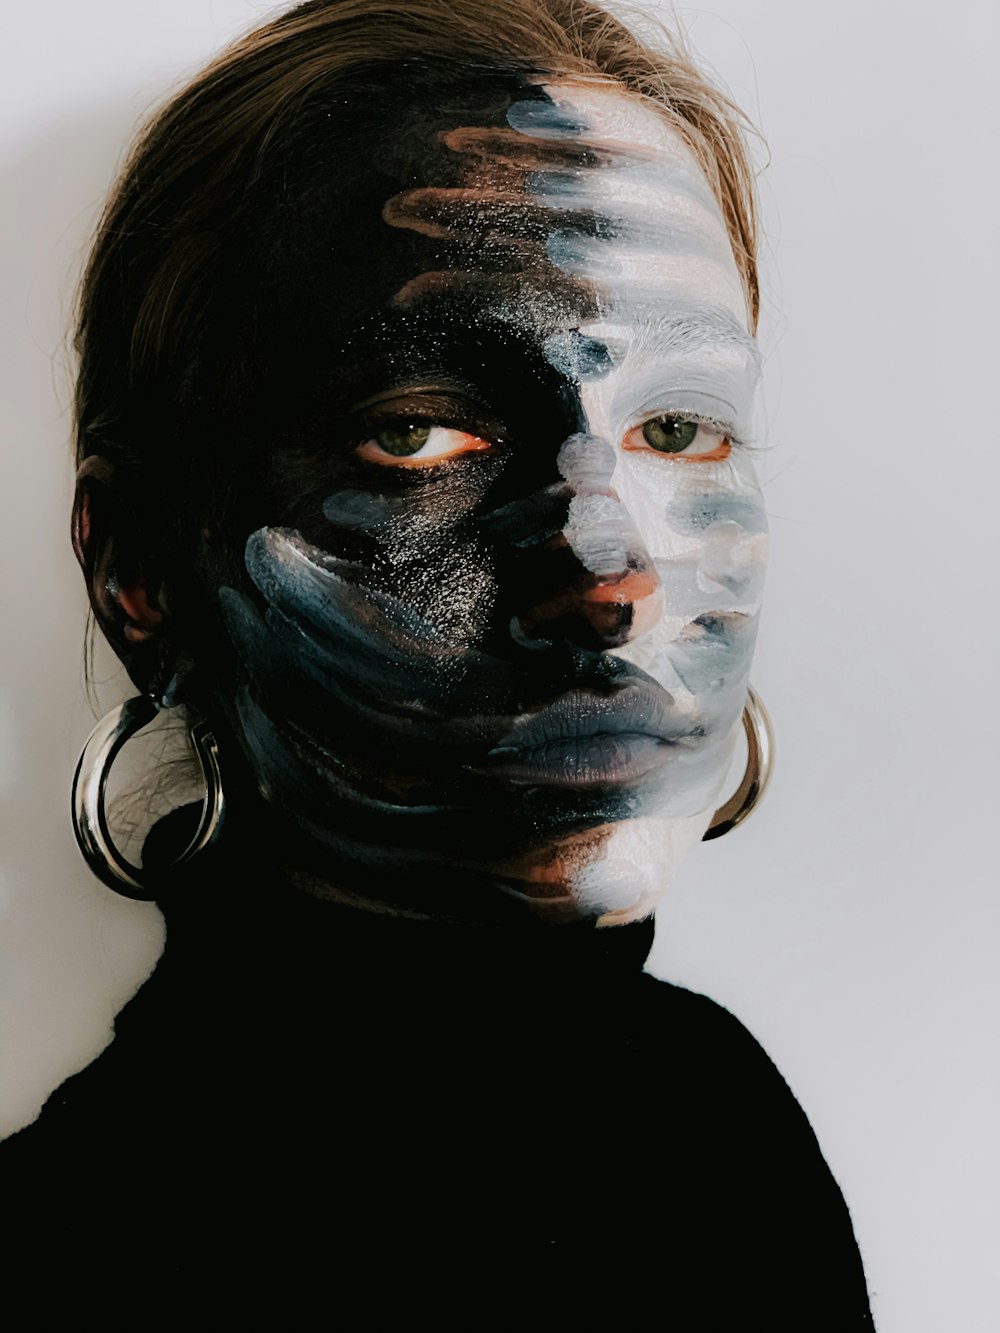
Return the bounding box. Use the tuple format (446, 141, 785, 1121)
(512, 82, 768, 922)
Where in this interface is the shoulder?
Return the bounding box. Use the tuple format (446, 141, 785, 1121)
(629, 970, 828, 1143)
(634, 969, 801, 1077)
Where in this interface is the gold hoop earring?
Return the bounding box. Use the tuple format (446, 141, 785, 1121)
(703, 685, 774, 841)
(71, 694, 225, 899)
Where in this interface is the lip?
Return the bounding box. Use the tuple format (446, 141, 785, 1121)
(477, 682, 693, 787)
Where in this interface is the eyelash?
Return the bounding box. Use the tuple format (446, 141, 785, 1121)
(669, 411, 744, 447)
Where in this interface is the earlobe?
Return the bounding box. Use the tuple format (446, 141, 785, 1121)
(116, 581, 164, 644)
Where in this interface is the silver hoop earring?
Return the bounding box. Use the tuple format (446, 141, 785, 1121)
(71, 694, 225, 899)
(703, 685, 774, 841)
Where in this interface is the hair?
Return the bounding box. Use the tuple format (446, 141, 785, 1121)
(74, 0, 761, 476)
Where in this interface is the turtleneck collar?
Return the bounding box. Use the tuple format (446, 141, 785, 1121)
(144, 805, 656, 988)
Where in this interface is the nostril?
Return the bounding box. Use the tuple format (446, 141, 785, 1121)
(599, 568, 664, 641)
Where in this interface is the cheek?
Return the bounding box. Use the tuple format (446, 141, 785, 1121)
(319, 461, 505, 632)
(615, 451, 768, 615)
(611, 452, 768, 709)
(368, 516, 499, 646)
(320, 482, 500, 648)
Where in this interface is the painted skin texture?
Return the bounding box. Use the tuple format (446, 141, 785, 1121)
(209, 72, 768, 926)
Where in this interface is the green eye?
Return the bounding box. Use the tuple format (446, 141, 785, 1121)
(642, 417, 699, 453)
(375, 423, 432, 456)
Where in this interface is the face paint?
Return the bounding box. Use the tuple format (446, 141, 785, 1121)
(205, 70, 767, 925)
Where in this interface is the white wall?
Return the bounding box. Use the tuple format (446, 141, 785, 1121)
(2, 3, 997, 1327)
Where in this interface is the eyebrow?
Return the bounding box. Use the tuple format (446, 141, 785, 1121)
(621, 306, 761, 367)
(595, 305, 761, 429)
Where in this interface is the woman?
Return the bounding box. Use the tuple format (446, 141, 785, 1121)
(9, 0, 873, 1317)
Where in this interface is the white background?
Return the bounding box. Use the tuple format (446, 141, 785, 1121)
(2, 2, 997, 1326)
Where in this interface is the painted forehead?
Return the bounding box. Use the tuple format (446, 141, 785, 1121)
(387, 78, 748, 324)
(252, 70, 757, 420)
(384, 76, 758, 435)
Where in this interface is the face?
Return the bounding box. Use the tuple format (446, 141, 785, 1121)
(203, 70, 767, 926)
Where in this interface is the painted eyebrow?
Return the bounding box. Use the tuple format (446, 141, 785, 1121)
(599, 306, 761, 430)
(625, 307, 761, 365)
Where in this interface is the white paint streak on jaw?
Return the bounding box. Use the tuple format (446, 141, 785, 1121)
(571, 807, 718, 926)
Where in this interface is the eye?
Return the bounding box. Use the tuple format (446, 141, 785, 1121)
(622, 414, 732, 463)
(356, 422, 494, 468)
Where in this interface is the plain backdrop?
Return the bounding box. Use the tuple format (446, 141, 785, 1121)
(2, 2, 997, 1326)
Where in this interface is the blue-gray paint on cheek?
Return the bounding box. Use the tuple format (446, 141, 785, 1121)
(321, 489, 402, 530)
(656, 558, 765, 620)
(234, 528, 508, 716)
(664, 494, 768, 535)
(666, 613, 758, 697)
(242, 527, 464, 691)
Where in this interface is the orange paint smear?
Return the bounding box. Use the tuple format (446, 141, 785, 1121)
(584, 568, 660, 604)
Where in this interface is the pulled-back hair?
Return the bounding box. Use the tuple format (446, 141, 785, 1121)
(74, 0, 761, 472)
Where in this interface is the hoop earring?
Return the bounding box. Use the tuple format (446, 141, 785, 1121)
(703, 685, 774, 841)
(71, 694, 225, 899)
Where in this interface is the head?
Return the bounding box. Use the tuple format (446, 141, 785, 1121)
(72, 0, 767, 926)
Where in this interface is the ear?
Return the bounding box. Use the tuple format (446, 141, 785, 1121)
(72, 455, 172, 695)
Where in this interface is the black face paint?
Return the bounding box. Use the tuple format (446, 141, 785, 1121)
(196, 66, 766, 924)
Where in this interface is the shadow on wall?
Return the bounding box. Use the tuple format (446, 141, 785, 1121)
(0, 103, 169, 1137)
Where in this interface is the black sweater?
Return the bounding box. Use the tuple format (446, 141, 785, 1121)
(5, 828, 875, 1325)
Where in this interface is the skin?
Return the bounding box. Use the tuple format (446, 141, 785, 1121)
(75, 69, 767, 927)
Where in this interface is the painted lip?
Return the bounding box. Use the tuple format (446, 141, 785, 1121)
(477, 683, 694, 787)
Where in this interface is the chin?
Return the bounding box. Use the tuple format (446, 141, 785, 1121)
(492, 808, 716, 927)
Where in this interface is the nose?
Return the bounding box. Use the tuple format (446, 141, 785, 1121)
(510, 433, 663, 652)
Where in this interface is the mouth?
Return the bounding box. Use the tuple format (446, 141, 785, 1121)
(474, 681, 694, 788)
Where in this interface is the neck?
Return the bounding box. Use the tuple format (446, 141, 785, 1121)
(143, 800, 657, 979)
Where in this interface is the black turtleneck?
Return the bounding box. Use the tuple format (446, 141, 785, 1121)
(4, 816, 875, 1326)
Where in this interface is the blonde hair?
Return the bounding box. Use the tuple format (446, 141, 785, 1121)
(75, 0, 761, 465)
